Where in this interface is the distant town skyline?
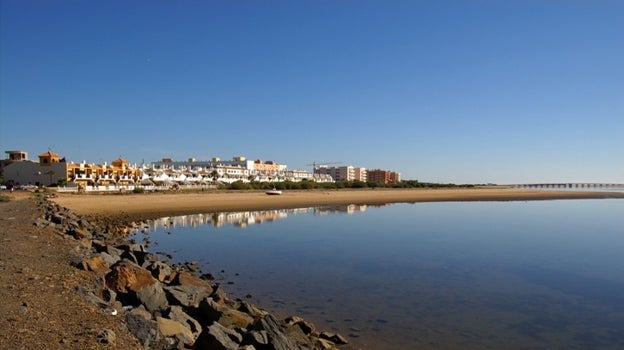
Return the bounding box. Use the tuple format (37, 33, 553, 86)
(1, 1, 622, 184)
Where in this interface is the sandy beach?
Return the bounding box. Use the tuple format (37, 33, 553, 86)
(51, 187, 624, 221)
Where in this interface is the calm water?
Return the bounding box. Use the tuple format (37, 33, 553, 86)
(132, 199, 624, 349)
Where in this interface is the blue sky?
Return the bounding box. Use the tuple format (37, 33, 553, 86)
(1, 0, 622, 183)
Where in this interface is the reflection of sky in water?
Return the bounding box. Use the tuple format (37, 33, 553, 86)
(132, 199, 624, 349)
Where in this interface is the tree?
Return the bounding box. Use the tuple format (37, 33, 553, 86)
(210, 170, 219, 183)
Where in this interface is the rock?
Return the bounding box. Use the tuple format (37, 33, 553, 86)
(239, 301, 270, 318)
(136, 281, 168, 312)
(200, 272, 215, 280)
(129, 305, 152, 319)
(195, 322, 242, 350)
(285, 316, 304, 326)
(98, 251, 121, 266)
(285, 316, 316, 335)
(97, 329, 116, 345)
(167, 305, 202, 337)
(146, 261, 174, 282)
(69, 228, 92, 240)
(284, 324, 309, 345)
(140, 253, 161, 268)
(210, 284, 228, 302)
(242, 330, 269, 346)
(75, 285, 107, 308)
(102, 288, 117, 304)
(165, 284, 211, 308)
(175, 271, 212, 288)
(254, 314, 301, 350)
(296, 320, 316, 335)
(120, 251, 139, 265)
(219, 307, 254, 329)
(105, 245, 124, 258)
(50, 213, 65, 224)
(156, 316, 195, 344)
(105, 261, 157, 293)
(34, 217, 48, 227)
(117, 243, 147, 254)
(126, 309, 158, 348)
(199, 297, 254, 329)
(80, 256, 109, 274)
(315, 337, 337, 349)
(320, 331, 349, 345)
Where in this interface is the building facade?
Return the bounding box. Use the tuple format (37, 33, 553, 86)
(3, 151, 68, 187)
(315, 165, 367, 182)
(367, 169, 401, 184)
(3, 149, 142, 188)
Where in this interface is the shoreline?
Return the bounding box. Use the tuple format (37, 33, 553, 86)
(51, 187, 624, 221)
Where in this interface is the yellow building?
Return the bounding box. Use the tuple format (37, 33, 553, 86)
(2, 149, 143, 188)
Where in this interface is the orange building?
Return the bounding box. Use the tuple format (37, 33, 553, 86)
(66, 157, 141, 187)
(367, 169, 401, 184)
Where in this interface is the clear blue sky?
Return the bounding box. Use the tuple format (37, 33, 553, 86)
(1, 0, 622, 184)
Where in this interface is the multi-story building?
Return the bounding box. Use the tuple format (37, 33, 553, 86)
(315, 165, 367, 182)
(367, 169, 401, 184)
(283, 169, 334, 182)
(3, 150, 68, 187)
(353, 167, 367, 182)
(66, 157, 141, 187)
(2, 149, 141, 188)
(149, 156, 288, 182)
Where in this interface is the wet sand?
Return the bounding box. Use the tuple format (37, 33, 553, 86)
(51, 187, 624, 221)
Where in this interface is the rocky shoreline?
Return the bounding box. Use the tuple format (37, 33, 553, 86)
(36, 194, 355, 350)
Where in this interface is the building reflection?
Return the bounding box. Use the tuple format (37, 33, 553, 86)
(144, 204, 374, 232)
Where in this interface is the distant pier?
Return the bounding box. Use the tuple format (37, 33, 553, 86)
(510, 183, 624, 189)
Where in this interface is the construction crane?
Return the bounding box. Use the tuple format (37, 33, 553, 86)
(306, 161, 342, 174)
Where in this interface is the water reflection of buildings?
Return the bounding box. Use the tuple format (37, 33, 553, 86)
(144, 204, 371, 232)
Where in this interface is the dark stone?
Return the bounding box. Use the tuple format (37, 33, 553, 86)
(320, 331, 349, 345)
(242, 330, 269, 346)
(195, 322, 242, 350)
(200, 272, 215, 281)
(166, 305, 202, 336)
(136, 281, 168, 312)
(165, 284, 211, 308)
(254, 314, 301, 350)
(147, 261, 174, 282)
(126, 311, 158, 348)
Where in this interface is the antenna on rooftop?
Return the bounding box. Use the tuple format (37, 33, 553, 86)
(306, 161, 342, 173)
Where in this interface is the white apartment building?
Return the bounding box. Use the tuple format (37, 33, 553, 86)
(315, 165, 367, 182)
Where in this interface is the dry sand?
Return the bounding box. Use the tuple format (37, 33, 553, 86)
(51, 187, 624, 221)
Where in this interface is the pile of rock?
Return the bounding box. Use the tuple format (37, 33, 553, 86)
(36, 197, 353, 350)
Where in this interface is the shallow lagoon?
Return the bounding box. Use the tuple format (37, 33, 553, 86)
(133, 199, 624, 349)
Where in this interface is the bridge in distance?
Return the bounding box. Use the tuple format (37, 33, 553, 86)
(509, 183, 624, 189)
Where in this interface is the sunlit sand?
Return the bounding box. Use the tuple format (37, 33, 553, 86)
(51, 187, 624, 221)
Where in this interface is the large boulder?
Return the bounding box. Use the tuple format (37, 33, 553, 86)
(136, 282, 168, 312)
(167, 305, 202, 338)
(146, 261, 175, 283)
(199, 297, 254, 329)
(254, 314, 302, 350)
(126, 308, 159, 348)
(80, 256, 109, 274)
(165, 284, 212, 308)
(156, 316, 195, 345)
(105, 261, 157, 293)
(195, 322, 243, 350)
(175, 271, 213, 288)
